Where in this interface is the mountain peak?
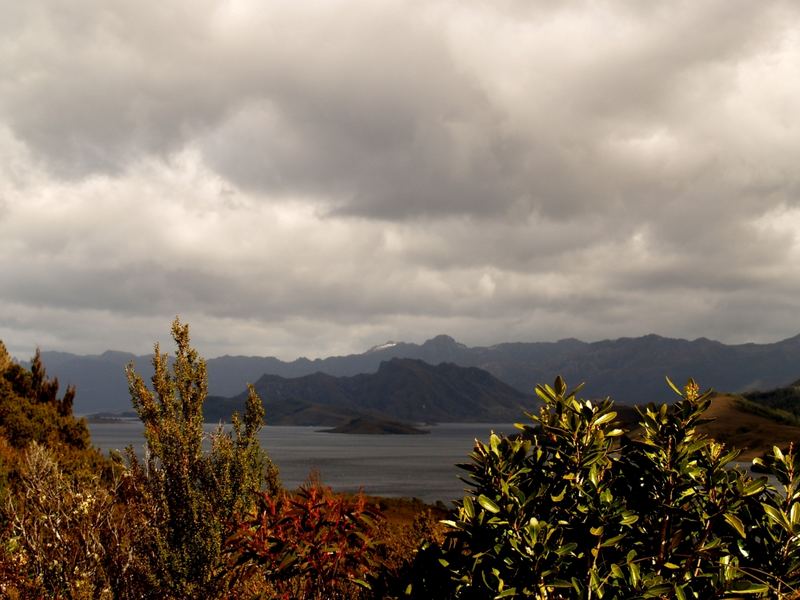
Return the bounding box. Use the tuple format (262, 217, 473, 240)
(212, 356, 530, 425)
(99, 350, 137, 362)
(423, 334, 461, 347)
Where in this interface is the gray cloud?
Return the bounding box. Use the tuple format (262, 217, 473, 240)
(1, 1, 800, 360)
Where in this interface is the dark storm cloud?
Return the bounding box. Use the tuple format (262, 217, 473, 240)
(195, 1, 796, 222)
(1, 1, 800, 359)
(5, 1, 792, 220)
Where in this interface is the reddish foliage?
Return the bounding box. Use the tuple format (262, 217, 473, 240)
(226, 475, 381, 599)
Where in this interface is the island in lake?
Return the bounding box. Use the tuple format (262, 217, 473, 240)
(321, 416, 429, 435)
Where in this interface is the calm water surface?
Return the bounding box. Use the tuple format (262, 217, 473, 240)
(88, 422, 516, 504)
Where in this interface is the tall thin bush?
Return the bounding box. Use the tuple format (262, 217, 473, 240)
(124, 317, 279, 597)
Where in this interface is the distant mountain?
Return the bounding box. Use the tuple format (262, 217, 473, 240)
(19, 332, 800, 414)
(21, 350, 142, 414)
(203, 358, 530, 425)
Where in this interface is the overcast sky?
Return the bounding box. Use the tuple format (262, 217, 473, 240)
(2, 1, 800, 360)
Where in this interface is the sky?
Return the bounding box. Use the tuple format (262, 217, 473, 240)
(2, 1, 800, 360)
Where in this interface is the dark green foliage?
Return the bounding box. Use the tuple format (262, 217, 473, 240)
(744, 445, 800, 596)
(744, 382, 800, 422)
(124, 318, 279, 598)
(733, 396, 800, 426)
(0, 341, 105, 506)
(419, 376, 800, 598)
(0, 344, 88, 452)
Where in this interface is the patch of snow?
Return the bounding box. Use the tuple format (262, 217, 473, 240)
(370, 342, 397, 352)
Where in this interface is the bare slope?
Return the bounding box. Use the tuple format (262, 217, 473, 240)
(701, 394, 800, 459)
(615, 394, 800, 460)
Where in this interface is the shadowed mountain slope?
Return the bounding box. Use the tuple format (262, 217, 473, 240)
(204, 358, 531, 426)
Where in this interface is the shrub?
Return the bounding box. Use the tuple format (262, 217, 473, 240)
(124, 318, 279, 598)
(420, 376, 800, 599)
(370, 505, 450, 599)
(225, 473, 381, 599)
(1, 443, 149, 599)
(0, 342, 107, 517)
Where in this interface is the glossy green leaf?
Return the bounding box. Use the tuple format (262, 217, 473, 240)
(463, 496, 475, 519)
(763, 503, 791, 530)
(593, 411, 618, 427)
(478, 494, 501, 514)
(665, 376, 683, 397)
(730, 581, 770, 594)
(674, 584, 687, 600)
(742, 478, 766, 497)
(724, 513, 746, 538)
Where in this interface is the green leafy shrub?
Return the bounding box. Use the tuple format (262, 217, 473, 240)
(0, 343, 103, 468)
(0, 342, 107, 518)
(123, 318, 279, 598)
(420, 376, 800, 599)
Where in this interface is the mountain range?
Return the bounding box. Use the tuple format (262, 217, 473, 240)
(20, 332, 800, 415)
(203, 358, 530, 425)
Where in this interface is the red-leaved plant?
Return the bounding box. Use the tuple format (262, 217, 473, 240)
(225, 473, 381, 599)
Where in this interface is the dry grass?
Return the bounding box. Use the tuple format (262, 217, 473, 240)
(697, 394, 800, 459)
(616, 394, 800, 461)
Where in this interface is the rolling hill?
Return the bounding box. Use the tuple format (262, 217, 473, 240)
(700, 394, 800, 459)
(611, 393, 800, 460)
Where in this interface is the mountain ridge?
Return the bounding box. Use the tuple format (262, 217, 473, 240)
(17, 332, 800, 414)
(204, 357, 531, 425)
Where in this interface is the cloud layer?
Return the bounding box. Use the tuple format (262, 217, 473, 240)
(2, 1, 800, 359)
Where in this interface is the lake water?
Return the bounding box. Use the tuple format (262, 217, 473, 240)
(88, 421, 517, 504)
(88, 423, 783, 504)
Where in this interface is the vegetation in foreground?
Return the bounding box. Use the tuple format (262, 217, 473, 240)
(1, 321, 800, 598)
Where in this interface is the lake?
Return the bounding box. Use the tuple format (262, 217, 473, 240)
(88, 421, 517, 504)
(88, 422, 782, 504)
